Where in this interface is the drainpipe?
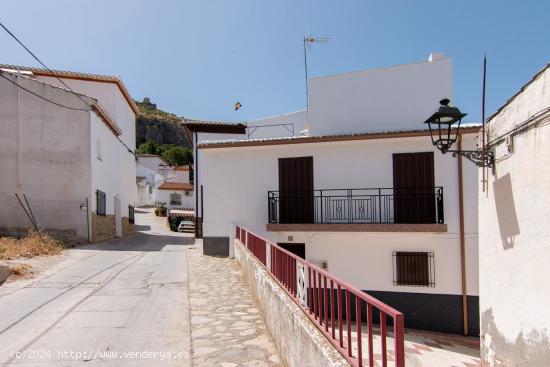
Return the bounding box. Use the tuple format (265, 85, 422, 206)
(457, 133, 469, 336)
(194, 132, 200, 238)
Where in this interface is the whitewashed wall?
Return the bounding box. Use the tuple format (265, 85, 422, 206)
(0, 73, 92, 238)
(90, 112, 136, 216)
(479, 66, 550, 365)
(196, 110, 306, 144)
(157, 190, 194, 210)
(308, 57, 452, 136)
(200, 133, 479, 294)
(37, 76, 136, 149)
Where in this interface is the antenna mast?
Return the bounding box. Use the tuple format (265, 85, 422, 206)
(303, 35, 328, 132)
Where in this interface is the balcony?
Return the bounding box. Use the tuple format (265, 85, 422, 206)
(267, 187, 447, 232)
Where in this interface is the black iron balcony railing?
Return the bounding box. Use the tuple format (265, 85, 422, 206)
(268, 187, 444, 225)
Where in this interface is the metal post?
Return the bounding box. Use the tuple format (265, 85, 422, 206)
(320, 189, 323, 223)
(378, 188, 382, 223)
(86, 197, 90, 243)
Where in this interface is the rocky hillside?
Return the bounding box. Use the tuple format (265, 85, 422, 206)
(135, 98, 191, 148)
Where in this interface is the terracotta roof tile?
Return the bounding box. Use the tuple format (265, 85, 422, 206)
(158, 182, 193, 191)
(0, 64, 138, 114)
(174, 165, 191, 171)
(198, 126, 481, 149)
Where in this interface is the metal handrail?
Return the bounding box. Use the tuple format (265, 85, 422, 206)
(236, 225, 405, 367)
(268, 186, 444, 225)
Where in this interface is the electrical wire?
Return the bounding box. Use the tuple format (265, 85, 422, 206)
(0, 20, 136, 155)
(0, 20, 92, 110)
(0, 72, 89, 111)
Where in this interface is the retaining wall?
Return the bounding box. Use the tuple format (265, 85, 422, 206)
(234, 239, 350, 367)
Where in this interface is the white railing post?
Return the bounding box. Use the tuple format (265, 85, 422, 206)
(296, 262, 308, 306)
(266, 242, 271, 271)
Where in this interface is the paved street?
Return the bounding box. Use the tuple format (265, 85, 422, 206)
(0, 208, 280, 366)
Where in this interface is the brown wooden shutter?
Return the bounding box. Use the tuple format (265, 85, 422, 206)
(278, 157, 314, 223)
(393, 152, 435, 223)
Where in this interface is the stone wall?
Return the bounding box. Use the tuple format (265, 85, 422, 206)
(91, 213, 115, 243)
(122, 217, 135, 236)
(234, 239, 350, 367)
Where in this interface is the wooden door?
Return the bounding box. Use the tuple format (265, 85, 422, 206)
(393, 152, 435, 223)
(278, 157, 314, 223)
(277, 243, 306, 259)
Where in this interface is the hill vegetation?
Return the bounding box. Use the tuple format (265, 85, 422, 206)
(135, 98, 192, 166)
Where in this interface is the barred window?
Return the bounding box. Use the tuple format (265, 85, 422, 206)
(169, 193, 182, 205)
(393, 251, 435, 287)
(96, 190, 106, 216)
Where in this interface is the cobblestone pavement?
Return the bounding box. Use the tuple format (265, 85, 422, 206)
(339, 323, 480, 366)
(187, 242, 282, 367)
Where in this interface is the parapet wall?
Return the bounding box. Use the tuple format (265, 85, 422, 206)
(234, 239, 350, 367)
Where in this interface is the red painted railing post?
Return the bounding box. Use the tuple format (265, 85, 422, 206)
(235, 225, 405, 367)
(394, 313, 405, 367)
(380, 312, 387, 367)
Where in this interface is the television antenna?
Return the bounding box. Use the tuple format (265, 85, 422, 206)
(303, 35, 329, 129)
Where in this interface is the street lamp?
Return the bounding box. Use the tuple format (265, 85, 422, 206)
(424, 99, 494, 167)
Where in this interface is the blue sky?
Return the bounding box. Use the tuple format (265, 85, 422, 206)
(1, 1, 548, 123)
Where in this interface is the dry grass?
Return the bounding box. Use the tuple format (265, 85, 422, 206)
(0, 231, 64, 260)
(9, 263, 33, 278)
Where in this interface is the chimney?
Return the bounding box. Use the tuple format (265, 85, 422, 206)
(428, 52, 445, 62)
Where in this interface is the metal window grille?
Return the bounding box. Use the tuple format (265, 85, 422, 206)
(128, 205, 135, 224)
(96, 190, 106, 216)
(169, 193, 182, 205)
(393, 251, 435, 287)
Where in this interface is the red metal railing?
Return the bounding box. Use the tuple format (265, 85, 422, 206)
(236, 225, 405, 367)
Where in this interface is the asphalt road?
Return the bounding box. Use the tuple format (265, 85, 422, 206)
(0, 208, 193, 366)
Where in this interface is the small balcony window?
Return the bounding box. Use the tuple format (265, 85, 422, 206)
(169, 193, 182, 206)
(96, 190, 106, 216)
(393, 251, 435, 287)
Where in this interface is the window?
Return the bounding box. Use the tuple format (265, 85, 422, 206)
(169, 193, 182, 206)
(393, 251, 435, 287)
(96, 190, 106, 216)
(96, 138, 102, 161)
(128, 205, 135, 224)
(185, 191, 192, 197)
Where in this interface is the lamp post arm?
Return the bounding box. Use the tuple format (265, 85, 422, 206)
(446, 149, 495, 168)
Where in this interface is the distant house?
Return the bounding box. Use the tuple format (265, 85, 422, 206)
(159, 165, 194, 210)
(0, 65, 137, 242)
(136, 154, 169, 206)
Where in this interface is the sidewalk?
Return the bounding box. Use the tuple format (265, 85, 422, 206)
(187, 241, 282, 367)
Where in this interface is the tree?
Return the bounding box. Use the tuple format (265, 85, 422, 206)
(136, 141, 159, 154)
(136, 141, 193, 166)
(162, 146, 193, 166)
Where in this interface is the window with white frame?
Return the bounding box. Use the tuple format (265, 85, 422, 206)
(169, 193, 182, 205)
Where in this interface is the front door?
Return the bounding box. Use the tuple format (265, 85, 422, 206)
(278, 157, 314, 224)
(277, 243, 306, 259)
(393, 152, 435, 223)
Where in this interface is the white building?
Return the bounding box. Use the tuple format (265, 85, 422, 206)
(479, 63, 550, 365)
(158, 165, 194, 211)
(190, 54, 481, 335)
(0, 65, 138, 242)
(136, 154, 170, 206)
